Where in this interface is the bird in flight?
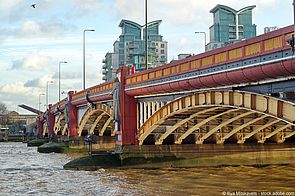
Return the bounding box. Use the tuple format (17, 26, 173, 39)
(31, 4, 36, 8)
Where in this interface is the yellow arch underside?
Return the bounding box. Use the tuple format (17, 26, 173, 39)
(138, 91, 295, 145)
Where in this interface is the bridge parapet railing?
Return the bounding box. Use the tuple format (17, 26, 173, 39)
(50, 98, 66, 112)
(71, 81, 115, 103)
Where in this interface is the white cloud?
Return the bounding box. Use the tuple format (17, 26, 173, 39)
(24, 74, 53, 88)
(0, 82, 31, 95)
(72, 0, 103, 11)
(52, 72, 81, 80)
(15, 19, 76, 38)
(112, 0, 283, 26)
(12, 54, 52, 71)
(65, 0, 104, 18)
(16, 20, 42, 37)
(112, 0, 142, 21)
(0, 81, 43, 113)
(0, 0, 23, 13)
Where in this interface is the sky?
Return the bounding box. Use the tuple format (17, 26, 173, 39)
(0, 0, 294, 114)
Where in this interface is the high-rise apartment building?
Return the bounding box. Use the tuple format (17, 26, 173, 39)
(206, 5, 257, 51)
(102, 19, 168, 81)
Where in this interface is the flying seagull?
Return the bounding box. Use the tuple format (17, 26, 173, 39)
(31, 4, 36, 8)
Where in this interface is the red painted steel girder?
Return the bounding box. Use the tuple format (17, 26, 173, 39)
(125, 59, 295, 96)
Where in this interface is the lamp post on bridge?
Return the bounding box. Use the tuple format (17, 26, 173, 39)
(293, 0, 295, 33)
(46, 81, 54, 109)
(58, 61, 67, 102)
(83, 29, 95, 90)
(38, 93, 45, 113)
(145, 0, 148, 70)
(195, 31, 207, 52)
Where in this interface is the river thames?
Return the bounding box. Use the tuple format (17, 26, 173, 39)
(0, 142, 294, 196)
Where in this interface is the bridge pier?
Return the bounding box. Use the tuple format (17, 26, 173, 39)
(47, 104, 55, 136)
(67, 91, 78, 137)
(37, 116, 44, 137)
(116, 67, 137, 148)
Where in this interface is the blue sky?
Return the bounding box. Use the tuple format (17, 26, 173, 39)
(0, 0, 293, 114)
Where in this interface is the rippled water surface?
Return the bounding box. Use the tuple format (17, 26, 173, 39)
(0, 142, 295, 196)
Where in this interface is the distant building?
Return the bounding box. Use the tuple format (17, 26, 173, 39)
(102, 52, 119, 81)
(264, 26, 279, 34)
(206, 4, 257, 51)
(102, 19, 168, 81)
(0, 111, 36, 134)
(178, 54, 192, 60)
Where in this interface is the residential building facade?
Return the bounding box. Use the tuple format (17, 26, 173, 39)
(206, 4, 257, 51)
(102, 19, 168, 81)
(0, 111, 36, 134)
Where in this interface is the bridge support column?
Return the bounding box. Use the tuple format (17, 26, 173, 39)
(37, 116, 44, 137)
(151, 102, 156, 115)
(147, 102, 151, 118)
(116, 67, 137, 147)
(67, 91, 78, 137)
(47, 104, 55, 136)
(156, 102, 161, 110)
(143, 102, 148, 123)
(139, 102, 144, 127)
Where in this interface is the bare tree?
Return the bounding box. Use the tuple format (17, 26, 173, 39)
(0, 103, 7, 115)
(0, 103, 8, 125)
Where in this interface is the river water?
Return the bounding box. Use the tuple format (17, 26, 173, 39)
(0, 142, 295, 196)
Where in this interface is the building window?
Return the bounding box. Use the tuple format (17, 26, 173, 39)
(161, 43, 165, 48)
(161, 50, 165, 54)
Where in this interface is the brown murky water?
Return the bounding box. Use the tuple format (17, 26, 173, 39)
(0, 142, 294, 196)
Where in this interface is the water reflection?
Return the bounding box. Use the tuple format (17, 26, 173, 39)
(0, 142, 294, 196)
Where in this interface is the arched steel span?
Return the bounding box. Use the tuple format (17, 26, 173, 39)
(54, 113, 68, 136)
(138, 91, 295, 145)
(78, 103, 114, 136)
(42, 122, 47, 136)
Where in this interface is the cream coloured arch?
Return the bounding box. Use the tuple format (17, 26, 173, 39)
(53, 113, 66, 135)
(138, 91, 295, 145)
(78, 103, 113, 136)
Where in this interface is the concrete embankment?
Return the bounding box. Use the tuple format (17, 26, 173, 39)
(37, 142, 69, 153)
(0, 134, 25, 142)
(37, 136, 115, 154)
(27, 138, 49, 147)
(63, 144, 295, 170)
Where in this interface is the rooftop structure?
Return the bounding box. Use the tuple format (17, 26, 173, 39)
(206, 4, 257, 51)
(102, 19, 168, 81)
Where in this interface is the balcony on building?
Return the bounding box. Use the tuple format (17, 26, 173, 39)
(102, 76, 107, 81)
(102, 69, 107, 75)
(149, 45, 156, 49)
(102, 58, 106, 63)
(102, 64, 107, 69)
(128, 44, 138, 49)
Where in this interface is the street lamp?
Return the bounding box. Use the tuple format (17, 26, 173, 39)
(83, 29, 95, 90)
(46, 81, 54, 109)
(195, 31, 207, 52)
(58, 61, 67, 102)
(38, 93, 45, 112)
(145, 0, 148, 70)
(293, 0, 295, 33)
